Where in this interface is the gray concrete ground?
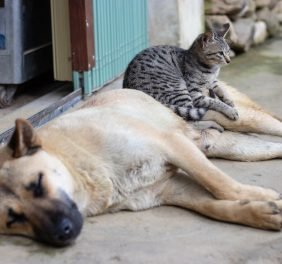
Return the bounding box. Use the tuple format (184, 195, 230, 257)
(1, 39, 282, 264)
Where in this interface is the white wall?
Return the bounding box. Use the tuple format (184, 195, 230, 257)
(178, 0, 204, 48)
(148, 0, 204, 48)
(148, 0, 179, 46)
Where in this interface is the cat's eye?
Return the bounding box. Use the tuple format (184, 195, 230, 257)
(219, 51, 224, 56)
(6, 208, 27, 228)
(25, 172, 45, 198)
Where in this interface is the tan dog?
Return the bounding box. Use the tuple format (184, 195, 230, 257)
(0, 85, 282, 247)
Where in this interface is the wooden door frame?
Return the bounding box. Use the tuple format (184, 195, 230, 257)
(68, 0, 95, 72)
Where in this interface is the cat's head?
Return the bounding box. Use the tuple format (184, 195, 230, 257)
(194, 23, 231, 66)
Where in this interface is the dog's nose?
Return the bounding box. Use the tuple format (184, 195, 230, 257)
(56, 218, 74, 242)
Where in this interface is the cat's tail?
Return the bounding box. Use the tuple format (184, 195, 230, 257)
(167, 105, 207, 121)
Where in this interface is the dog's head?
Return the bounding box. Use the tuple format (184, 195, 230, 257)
(0, 119, 83, 246)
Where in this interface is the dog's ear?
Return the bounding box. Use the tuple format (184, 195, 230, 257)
(8, 119, 42, 158)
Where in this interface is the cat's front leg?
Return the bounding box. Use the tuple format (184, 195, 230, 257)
(193, 92, 239, 121)
(208, 98, 239, 120)
(212, 84, 234, 107)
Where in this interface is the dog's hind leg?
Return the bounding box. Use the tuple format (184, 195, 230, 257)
(164, 131, 281, 201)
(197, 129, 282, 161)
(202, 106, 282, 137)
(202, 82, 282, 137)
(161, 173, 282, 230)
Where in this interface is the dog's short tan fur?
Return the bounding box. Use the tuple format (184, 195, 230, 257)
(0, 84, 282, 246)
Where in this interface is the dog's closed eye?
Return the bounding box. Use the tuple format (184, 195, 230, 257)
(6, 208, 27, 228)
(25, 172, 45, 198)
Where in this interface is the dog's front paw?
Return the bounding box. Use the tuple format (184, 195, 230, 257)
(241, 201, 282, 230)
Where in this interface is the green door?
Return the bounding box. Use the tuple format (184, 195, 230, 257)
(73, 0, 148, 95)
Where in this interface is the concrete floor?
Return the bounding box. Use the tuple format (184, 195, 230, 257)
(1, 39, 282, 264)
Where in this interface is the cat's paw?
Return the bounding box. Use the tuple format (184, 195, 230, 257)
(224, 98, 235, 107)
(226, 108, 239, 121)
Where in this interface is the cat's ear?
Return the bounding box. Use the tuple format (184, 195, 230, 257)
(201, 32, 214, 48)
(217, 23, 230, 38)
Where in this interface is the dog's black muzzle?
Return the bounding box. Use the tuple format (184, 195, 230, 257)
(30, 192, 83, 247)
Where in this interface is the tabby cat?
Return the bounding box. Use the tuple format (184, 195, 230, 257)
(123, 23, 238, 122)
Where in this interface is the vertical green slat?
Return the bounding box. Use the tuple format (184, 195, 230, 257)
(135, 0, 138, 53)
(83, 70, 92, 96)
(141, 0, 145, 49)
(121, 0, 125, 69)
(116, 0, 121, 74)
(111, 0, 116, 76)
(91, 0, 96, 89)
(72, 71, 80, 90)
(116, 0, 122, 72)
(124, 0, 129, 66)
(119, 0, 123, 71)
(109, 0, 113, 79)
(110, 0, 114, 79)
(106, 0, 111, 81)
(98, 0, 103, 86)
(107, 0, 111, 80)
(97, 0, 102, 88)
(103, 0, 107, 83)
(132, 0, 136, 59)
(135, 0, 139, 54)
(104, 0, 108, 82)
(101, 0, 106, 84)
(92, 0, 96, 89)
(124, 0, 127, 66)
(143, 0, 148, 48)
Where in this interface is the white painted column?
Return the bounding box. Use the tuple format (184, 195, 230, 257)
(178, 0, 204, 48)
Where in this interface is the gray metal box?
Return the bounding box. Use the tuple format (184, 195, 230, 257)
(0, 0, 53, 85)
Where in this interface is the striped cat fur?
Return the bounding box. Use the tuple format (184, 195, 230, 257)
(123, 23, 238, 122)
